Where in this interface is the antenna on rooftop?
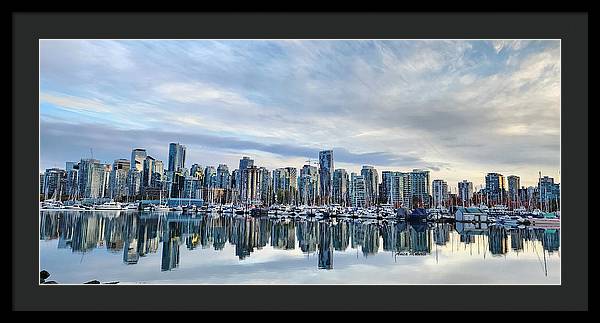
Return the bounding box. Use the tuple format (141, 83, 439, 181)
(90, 148, 94, 160)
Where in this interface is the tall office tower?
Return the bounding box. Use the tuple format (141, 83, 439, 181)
(151, 160, 164, 187)
(110, 159, 130, 200)
(204, 166, 217, 188)
(78, 158, 105, 199)
(507, 175, 521, 206)
(332, 169, 349, 206)
(241, 165, 261, 205)
(168, 143, 186, 172)
(127, 169, 142, 198)
(319, 150, 334, 204)
(388, 172, 405, 208)
(43, 168, 67, 200)
(350, 173, 366, 208)
(485, 172, 506, 205)
(458, 180, 474, 206)
(285, 167, 298, 205)
(432, 179, 449, 208)
(231, 169, 239, 190)
(258, 167, 271, 205)
(216, 164, 230, 189)
(64, 162, 79, 199)
(101, 163, 112, 198)
(272, 168, 288, 204)
(130, 148, 147, 172)
(381, 171, 393, 204)
(142, 156, 156, 188)
(410, 169, 430, 208)
(360, 166, 378, 207)
(238, 157, 254, 201)
(299, 165, 319, 206)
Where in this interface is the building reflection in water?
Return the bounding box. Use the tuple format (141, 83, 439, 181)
(318, 222, 333, 269)
(40, 211, 561, 271)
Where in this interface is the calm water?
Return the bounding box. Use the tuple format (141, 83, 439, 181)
(39, 211, 560, 284)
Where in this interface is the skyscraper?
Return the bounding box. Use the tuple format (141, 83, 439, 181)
(485, 173, 506, 205)
(361, 166, 378, 207)
(168, 143, 186, 172)
(258, 167, 271, 205)
(78, 158, 104, 199)
(142, 156, 156, 188)
(43, 168, 67, 200)
(242, 166, 261, 205)
(299, 165, 319, 206)
(332, 169, 349, 206)
(410, 169, 430, 208)
(285, 167, 298, 205)
(65, 162, 79, 199)
(216, 164, 230, 189)
(458, 180, 474, 206)
(151, 160, 164, 188)
(350, 173, 366, 207)
(432, 179, 448, 208)
(319, 150, 333, 204)
(109, 159, 130, 200)
(507, 175, 520, 206)
(238, 157, 254, 203)
(204, 166, 216, 188)
(388, 172, 406, 208)
(130, 148, 147, 172)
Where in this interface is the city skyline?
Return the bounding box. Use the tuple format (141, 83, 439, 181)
(40, 143, 560, 210)
(40, 40, 560, 187)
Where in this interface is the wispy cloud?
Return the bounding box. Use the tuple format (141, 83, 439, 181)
(40, 40, 560, 186)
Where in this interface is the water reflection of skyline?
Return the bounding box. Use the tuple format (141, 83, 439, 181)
(40, 211, 560, 272)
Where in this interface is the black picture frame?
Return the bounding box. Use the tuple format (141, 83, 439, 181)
(12, 12, 588, 311)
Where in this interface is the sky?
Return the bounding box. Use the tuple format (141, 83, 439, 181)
(39, 39, 561, 189)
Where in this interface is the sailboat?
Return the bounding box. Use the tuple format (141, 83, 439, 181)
(170, 191, 183, 212)
(155, 189, 169, 211)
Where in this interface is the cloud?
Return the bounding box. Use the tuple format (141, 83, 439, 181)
(40, 121, 448, 172)
(39, 40, 561, 186)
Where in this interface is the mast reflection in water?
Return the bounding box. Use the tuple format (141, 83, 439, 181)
(39, 211, 560, 284)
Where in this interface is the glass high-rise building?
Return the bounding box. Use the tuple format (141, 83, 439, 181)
(299, 165, 319, 206)
(485, 173, 506, 205)
(142, 156, 156, 188)
(361, 166, 378, 207)
(130, 148, 147, 172)
(350, 173, 366, 208)
(216, 164, 230, 189)
(43, 168, 67, 200)
(109, 159, 130, 200)
(204, 166, 216, 188)
(65, 162, 79, 199)
(432, 179, 448, 208)
(319, 150, 333, 204)
(507, 175, 521, 205)
(168, 143, 186, 172)
(458, 180, 474, 206)
(410, 169, 430, 208)
(238, 157, 255, 203)
(78, 158, 104, 199)
(332, 169, 349, 206)
(384, 171, 405, 208)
